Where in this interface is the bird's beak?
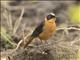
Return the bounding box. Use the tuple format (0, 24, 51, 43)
(45, 17, 47, 21)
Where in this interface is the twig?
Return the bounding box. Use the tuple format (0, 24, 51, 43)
(14, 33, 32, 50)
(13, 8, 24, 35)
(70, 38, 80, 46)
(56, 27, 80, 31)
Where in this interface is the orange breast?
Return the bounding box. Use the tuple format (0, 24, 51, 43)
(39, 20, 56, 40)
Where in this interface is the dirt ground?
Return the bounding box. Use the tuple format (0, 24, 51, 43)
(1, 1, 80, 60)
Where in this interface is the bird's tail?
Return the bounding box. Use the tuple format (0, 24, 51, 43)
(23, 35, 34, 48)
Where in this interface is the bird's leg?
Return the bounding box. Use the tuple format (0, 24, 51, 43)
(44, 40, 49, 46)
(40, 40, 49, 54)
(40, 40, 46, 49)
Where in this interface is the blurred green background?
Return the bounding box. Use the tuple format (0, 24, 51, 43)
(1, 1, 80, 60)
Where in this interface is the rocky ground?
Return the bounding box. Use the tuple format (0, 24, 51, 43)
(1, 1, 80, 60)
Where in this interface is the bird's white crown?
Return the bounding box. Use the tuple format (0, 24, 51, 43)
(50, 13, 55, 16)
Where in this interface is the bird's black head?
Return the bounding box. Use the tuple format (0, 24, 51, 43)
(46, 13, 56, 20)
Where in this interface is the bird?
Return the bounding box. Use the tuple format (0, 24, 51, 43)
(23, 13, 57, 48)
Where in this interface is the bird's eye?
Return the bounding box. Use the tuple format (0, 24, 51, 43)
(47, 14, 55, 20)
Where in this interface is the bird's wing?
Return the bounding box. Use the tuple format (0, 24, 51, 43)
(31, 21, 44, 37)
